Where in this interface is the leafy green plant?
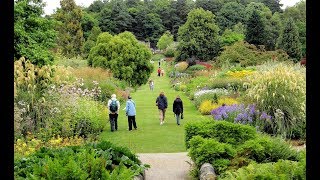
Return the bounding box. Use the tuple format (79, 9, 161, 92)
(216, 41, 290, 68)
(237, 134, 299, 163)
(219, 159, 305, 180)
(14, 141, 149, 179)
(175, 62, 189, 72)
(187, 64, 206, 71)
(188, 136, 236, 174)
(185, 120, 257, 148)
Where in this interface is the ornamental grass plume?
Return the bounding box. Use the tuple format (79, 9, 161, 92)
(244, 61, 306, 138)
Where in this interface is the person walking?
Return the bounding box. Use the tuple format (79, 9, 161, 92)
(125, 95, 137, 131)
(157, 67, 161, 77)
(161, 69, 165, 76)
(156, 92, 168, 125)
(173, 95, 184, 125)
(107, 94, 120, 132)
(149, 80, 154, 91)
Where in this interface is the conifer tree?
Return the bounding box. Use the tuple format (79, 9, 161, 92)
(245, 10, 266, 46)
(276, 17, 302, 62)
(54, 0, 84, 57)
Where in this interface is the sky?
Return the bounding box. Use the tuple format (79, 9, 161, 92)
(43, 0, 303, 15)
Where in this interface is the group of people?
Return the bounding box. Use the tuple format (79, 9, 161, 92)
(107, 94, 137, 132)
(156, 92, 184, 126)
(157, 67, 164, 77)
(107, 92, 184, 132)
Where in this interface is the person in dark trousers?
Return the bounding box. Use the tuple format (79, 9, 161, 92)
(173, 95, 184, 125)
(156, 91, 168, 125)
(125, 95, 137, 131)
(107, 94, 120, 132)
(157, 67, 161, 77)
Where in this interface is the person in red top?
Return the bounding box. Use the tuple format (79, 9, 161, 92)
(157, 67, 161, 77)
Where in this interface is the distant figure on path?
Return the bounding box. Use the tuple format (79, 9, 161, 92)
(161, 69, 165, 76)
(107, 94, 120, 132)
(156, 92, 168, 125)
(173, 95, 184, 125)
(157, 67, 161, 77)
(149, 80, 154, 91)
(126, 95, 137, 131)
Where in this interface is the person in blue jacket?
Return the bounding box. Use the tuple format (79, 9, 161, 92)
(125, 95, 137, 131)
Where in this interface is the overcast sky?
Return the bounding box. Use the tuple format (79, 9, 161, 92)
(43, 0, 303, 15)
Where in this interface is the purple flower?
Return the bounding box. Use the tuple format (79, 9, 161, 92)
(260, 112, 272, 120)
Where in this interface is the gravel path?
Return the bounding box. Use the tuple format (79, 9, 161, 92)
(137, 152, 194, 180)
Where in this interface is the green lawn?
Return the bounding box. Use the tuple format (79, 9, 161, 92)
(98, 58, 209, 153)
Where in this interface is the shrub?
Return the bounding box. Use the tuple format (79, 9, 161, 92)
(244, 61, 306, 139)
(188, 136, 236, 174)
(14, 141, 149, 179)
(185, 76, 210, 93)
(73, 98, 108, 137)
(175, 62, 189, 72)
(188, 64, 206, 71)
(237, 134, 299, 163)
(208, 77, 246, 92)
(185, 120, 257, 148)
(164, 48, 175, 57)
(219, 159, 305, 180)
(216, 41, 290, 68)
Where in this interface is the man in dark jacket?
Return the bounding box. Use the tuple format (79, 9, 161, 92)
(156, 91, 168, 125)
(173, 95, 183, 125)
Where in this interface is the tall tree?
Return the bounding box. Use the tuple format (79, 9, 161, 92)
(81, 11, 98, 40)
(195, 0, 225, 14)
(216, 2, 246, 31)
(245, 10, 266, 46)
(98, 1, 133, 34)
(276, 18, 301, 62)
(143, 13, 165, 48)
(259, 0, 283, 13)
(157, 31, 174, 50)
(81, 26, 102, 59)
(177, 8, 220, 61)
(282, 0, 306, 57)
(54, 0, 84, 57)
(14, 0, 57, 66)
(88, 31, 153, 86)
(264, 12, 282, 50)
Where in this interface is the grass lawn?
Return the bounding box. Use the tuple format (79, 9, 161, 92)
(98, 55, 209, 153)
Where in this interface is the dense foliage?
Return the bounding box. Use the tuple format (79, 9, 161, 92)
(88, 31, 153, 86)
(276, 17, 302, 62)
(53, 0, 84, 57)
(185, 119, 305, 177)
(216, 41, 290, 68)
(14, 141, 149, 179)
(184, 120, 257, 148)
(14, 0, 57, 66)
(176, 8, 220, 61)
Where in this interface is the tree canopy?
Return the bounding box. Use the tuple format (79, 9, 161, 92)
(53, 0, 84, 57)
(276, 17, 302, 62)
(14, 0, 57, 66)
(88, 31, 153, 86)
(176, 8, 220, 61)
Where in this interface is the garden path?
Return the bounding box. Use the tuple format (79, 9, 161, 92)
(99, 59, 207, 179)
(137, 152, 193, 180)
